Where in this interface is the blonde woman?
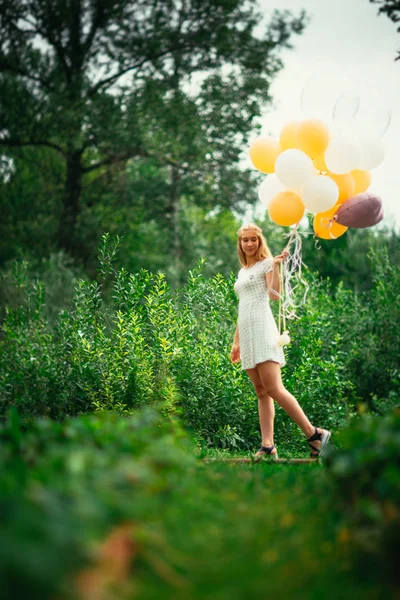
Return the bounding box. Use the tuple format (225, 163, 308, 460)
(231, 223, 331, 459)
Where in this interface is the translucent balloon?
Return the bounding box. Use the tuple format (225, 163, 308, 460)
(275, 149, 315, 190)
(333, 86, 391, 139)
(357, 137, 385, 170)
(332, 88, 359, 132)
(301, 66, 351, 123)
(258, 175, 285, 208)
(301, 175, 339, 213)
(324, 137, 361, 174)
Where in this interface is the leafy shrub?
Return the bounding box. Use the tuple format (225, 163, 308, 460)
(0, 407, 195, 600)
(341, 248, 400, 411)
(0, 235, 398, 451)
(1, 407, 395, 600)
(325, 408, 400, 583)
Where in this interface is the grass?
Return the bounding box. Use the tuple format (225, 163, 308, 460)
(131, 462, 389, 600)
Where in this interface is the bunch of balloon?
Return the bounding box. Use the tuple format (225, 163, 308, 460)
(250, 71, 390, 240)
(247, 74, 389, 335)
(247, 120, 337, 326)
(250, 118, 340, 231)
(251, 113, 386, 241)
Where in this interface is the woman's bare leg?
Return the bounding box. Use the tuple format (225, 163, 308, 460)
(246, 367, 276, 453)
(255, 360, 321, 445)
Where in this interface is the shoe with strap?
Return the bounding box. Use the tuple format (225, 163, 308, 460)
(253, 444, 278, 461)
(307, 427, 331, 458)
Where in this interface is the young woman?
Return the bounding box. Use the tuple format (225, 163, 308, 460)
(230, 223, 331, 459)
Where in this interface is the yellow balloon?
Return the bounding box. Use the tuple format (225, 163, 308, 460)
(296, 119, 330, 159)
(313, 153, 328, 172)
(268, 191, 305, 227)
(313, 204, 348, 240)
(279, 121, 300, 151)
(249, 137, 281, 174)
(350, 169, 372, 195)
(327, 173, 355, 203)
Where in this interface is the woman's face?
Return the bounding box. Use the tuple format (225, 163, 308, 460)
(240, 230, 259, 258)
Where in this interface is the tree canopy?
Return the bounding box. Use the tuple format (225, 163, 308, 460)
(0, 0, 306, 263)
(369, 0, 400, 59)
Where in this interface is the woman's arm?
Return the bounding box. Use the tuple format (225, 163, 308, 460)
(266, 252, 288, 301)
(230, 324, 240, 363)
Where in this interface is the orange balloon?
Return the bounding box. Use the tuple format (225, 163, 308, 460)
(268, 191, 305, 227)
(296, 119, 330, 159)
(313, 204, 348, 240)
(279, 121, 300, 151)
(249, 137, 281, 174)
(327, 173, 355, 203)
(313, 153, 328, 172)
(350, 169, 372, 195)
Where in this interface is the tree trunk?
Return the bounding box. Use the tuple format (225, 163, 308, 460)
(58, 150, 83, 255)
(168, 165, 181, 283)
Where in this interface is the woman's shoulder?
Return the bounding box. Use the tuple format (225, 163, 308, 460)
(259, 256, 273, 273)
(259, 256, 273, 266)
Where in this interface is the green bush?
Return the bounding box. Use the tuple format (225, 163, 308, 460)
(0, 235, 398, 451)
(341, 248, 400, 411)
(1, 407, 396, 600)
(325, 408, 400, 583)
(0, 407, 195, 600)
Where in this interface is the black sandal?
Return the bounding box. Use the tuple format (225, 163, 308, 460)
(254, 444, 278, 461)
(307, 427, 331, 458)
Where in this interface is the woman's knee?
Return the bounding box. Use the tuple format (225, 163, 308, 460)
(263, 383, 285, 399)
(253, 384, 268, 400)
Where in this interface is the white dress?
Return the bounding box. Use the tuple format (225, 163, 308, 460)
(234, 258, 285, 370)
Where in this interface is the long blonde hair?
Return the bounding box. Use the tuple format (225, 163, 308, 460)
(237, 223, 272, 267)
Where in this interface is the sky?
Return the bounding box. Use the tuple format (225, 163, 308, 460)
(250, 0, 400, 230)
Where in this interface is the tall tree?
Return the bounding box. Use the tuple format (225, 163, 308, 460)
(370, 0, 400, 59)
(0, 0, 306, 259)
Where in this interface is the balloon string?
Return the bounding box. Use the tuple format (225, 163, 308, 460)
(273, 225, 309, 328)
(277, 261, 286, 334)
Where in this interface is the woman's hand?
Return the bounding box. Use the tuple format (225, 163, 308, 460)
(272, 250, 289, 267)
(230, 343, 241, 363)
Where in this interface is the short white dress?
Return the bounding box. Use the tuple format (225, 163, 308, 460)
(234, 258, 285, 370)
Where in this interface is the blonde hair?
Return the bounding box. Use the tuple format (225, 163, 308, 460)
(237, 223, 272, 267)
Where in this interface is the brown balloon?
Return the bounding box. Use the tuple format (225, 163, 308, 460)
(334, 193, 383, 228)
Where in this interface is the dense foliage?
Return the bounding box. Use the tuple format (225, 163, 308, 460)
(369, 0, 400, 61)
(0, 0, 306, 274)
(325, 408, 400, 583)
(0, 405, 399, 599)
(1, 235, 398, 454)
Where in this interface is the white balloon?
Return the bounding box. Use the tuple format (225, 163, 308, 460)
(324, 137, 361, 174)
(275, 149, 316, 191)
(258, 175, 285, 208)
(358, 137, 385, 170)
(301, 175, 339, 213)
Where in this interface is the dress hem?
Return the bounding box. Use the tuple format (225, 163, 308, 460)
(241, 358, 286, 370)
